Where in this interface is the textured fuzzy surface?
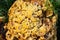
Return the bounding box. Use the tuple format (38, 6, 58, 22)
(4, 0, 57, 40)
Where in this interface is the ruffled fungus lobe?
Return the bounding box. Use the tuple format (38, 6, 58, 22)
(4, 0, 57, 40)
